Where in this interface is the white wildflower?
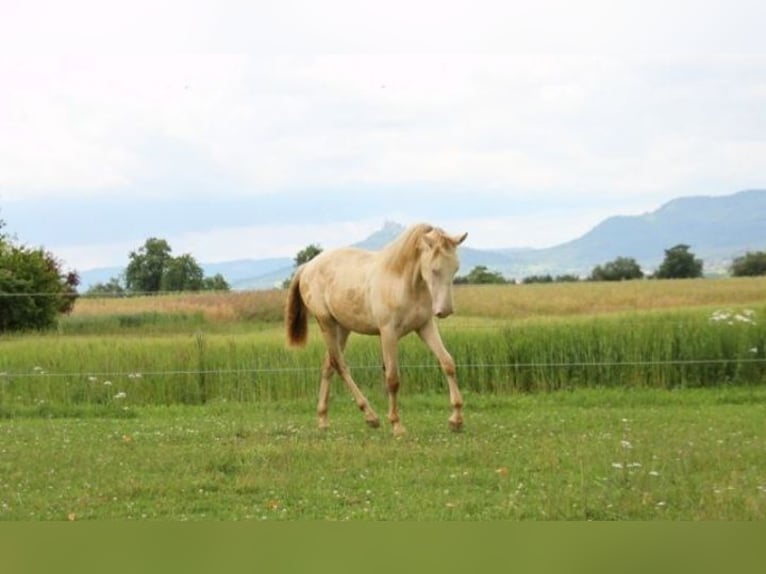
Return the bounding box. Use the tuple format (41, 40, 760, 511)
(710, 308, 757, 325)
(114, 392, 127, 400)
(103, 380, 112, 386)
(611, 462, 624, 469)
(649, 470, 660, 477)
(621, 440, 633, 449)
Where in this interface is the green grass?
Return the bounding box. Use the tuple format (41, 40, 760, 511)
(1, 388, 764, 521)
(2, 306, 764, 409)
(2, 281, 766, 521)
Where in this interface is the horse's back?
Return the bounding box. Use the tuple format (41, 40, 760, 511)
(299, 247, 381, 334)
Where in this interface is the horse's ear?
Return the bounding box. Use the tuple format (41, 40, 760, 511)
(452, 232, 468, 246)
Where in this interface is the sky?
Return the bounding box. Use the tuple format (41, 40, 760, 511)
(1, 1, 765, 272)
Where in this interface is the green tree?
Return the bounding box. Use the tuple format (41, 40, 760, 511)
(161, 254, 204, 292)
(554, 274, 580, 282)
(522, 274, 554, 284)
(123, 238, 229, 293)
(654, 244, 703, 279)
(86, 276, 126, 296)
(730, 251, 766, 277)
(590, 257, 644, 281)
(455, 265, 507, 284)
(283, 244, 324, 288)
(0, 219, 79, 332)
(294, 244, 323, 267)
(202, 273, 230, 291)
(125, 237, 173, 293)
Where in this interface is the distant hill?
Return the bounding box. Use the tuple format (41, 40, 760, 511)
(489, 189, 766, 278)
(203, 258, 292, 289)
(77, 189, 766, 290)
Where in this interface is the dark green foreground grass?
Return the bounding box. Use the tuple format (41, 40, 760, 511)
(1, 387, 764, 521)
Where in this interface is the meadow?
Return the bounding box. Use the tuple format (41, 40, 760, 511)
(1, 278, 765, 520)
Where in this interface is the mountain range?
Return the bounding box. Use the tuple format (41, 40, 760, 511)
(78, 189, 766, 290)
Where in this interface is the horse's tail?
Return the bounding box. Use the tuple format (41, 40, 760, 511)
(285, 266, 308, 347)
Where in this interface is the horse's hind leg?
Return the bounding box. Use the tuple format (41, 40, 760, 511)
(318, 321, 380, 429)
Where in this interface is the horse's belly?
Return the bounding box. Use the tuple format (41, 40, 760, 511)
(329, 306, 379, 335)
(322, 285, 380, 334)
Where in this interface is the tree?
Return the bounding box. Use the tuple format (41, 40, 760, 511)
(554, 274, 580, 283)
(522, 274, 553, 284)
(589, 257, 644, 281)
(654, 244, 703, 279)
(202, 273, 230, 291)
(86, 276, 126, 296)
(124, 238, 230, 293)
(730, 251, 766, 277)
(454, 265, 507, 284)
(294, 244, 323, 267)
(0, 219, 80, 332)
(283, 244, 323, 288)
(161, 254, 204, 291)
(125, 237, 173, 293)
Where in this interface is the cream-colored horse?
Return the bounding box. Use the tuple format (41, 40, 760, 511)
(285, 223, 468, 435)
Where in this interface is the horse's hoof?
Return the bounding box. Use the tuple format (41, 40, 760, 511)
(448, 419, 463, 432)
(392, 423, 406, 437)
(366, 417, 381, 429)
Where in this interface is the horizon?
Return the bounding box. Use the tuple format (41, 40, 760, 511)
(70, 187, 766, 289)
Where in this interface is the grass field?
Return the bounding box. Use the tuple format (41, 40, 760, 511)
(2, 389, 765, 520)
(1, 278, 766, 520)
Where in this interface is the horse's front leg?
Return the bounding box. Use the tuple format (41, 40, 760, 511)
(417, 319, 463, 431)
(380, 329, 405, 436)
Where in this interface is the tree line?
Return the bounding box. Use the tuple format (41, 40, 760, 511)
(456, 244, 766, 284)
(1, 221, 229, 332)
(3, 209, 766, 333)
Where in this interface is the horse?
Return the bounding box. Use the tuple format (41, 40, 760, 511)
(285, 223, 468, 436)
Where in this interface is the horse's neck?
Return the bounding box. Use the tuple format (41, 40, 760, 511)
(388, 254, 423, 293)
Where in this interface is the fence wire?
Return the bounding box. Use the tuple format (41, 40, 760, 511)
(2, 357, 766, 380)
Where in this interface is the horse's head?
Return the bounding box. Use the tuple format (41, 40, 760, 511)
(419, 227, 468, 318)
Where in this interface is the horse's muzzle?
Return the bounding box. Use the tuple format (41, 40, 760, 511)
(434, 308, 453, 319)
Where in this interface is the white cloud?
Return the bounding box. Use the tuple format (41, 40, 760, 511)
(2, 53, 764, 203)
(4, 1, 765, 54)
(172, 219, 385, 263)
(2, 2, 765, 268)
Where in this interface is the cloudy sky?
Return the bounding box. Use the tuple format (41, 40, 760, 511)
(1, 1, 765, 271)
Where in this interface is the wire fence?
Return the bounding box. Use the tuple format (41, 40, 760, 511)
(0, 290, 234, 298)
(3, 357, 766, 379)
(3, 287, 766, 405)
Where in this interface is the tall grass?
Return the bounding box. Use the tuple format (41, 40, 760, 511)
(454, 277, 766, 319)
(70, 289, 286, 327)
(67, 277, 766, 326)
(2, 306, 764, 409)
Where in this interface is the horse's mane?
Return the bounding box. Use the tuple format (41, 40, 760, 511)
(381, 223, 436, 277)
